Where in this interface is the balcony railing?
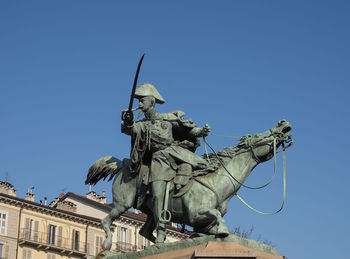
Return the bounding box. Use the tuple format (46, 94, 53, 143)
(114, 241, 137, 252)
(19, 228, 89, 254)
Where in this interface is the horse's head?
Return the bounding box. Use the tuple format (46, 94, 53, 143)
(239, 120, 292, 162)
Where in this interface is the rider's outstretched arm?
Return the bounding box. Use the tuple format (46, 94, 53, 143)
(189, 124, 211, 137)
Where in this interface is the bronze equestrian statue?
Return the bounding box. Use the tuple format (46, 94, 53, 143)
(85, 56, 293, 253)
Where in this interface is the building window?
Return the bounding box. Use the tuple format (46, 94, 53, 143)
(0, 243, 9, 258)
(21, 248, 32, 259)
(142, 236, 147, 249)
(0, 211, 8, 236)
(24, 218, 39, 241)
(46, 253, 56, 259)
(48, 224, 56, 245)
(72, 230, 80, 251)
(120, 227, 127, 243)
(120, 227, 127, 250)
(95, 235, 103, 256)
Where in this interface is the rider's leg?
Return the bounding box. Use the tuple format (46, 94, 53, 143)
(150, 150, 177, 243)
(152, 180, 167, 243)
(174, 163, 192, 190)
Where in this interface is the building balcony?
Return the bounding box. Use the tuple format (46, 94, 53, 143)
(114, 241, 137, 253)
(19, 228, 89, 256)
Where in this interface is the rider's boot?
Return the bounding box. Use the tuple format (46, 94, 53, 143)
(152, 180, 167, 243)
(139, 219, 156, 243)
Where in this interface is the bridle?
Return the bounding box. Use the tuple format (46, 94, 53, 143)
(203, 130, 293, 215)
(204, 130, 291, 189)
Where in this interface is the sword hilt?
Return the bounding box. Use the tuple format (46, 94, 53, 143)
(121, 110, 134, 125)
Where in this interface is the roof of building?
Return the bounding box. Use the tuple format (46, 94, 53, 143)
(0, 192, 102, 227)
(0, 181, 194, 236)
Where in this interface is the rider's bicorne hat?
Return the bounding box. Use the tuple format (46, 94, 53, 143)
(135, 83, 165, 104)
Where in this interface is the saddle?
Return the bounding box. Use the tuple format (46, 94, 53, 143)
(134, 164, 212, 209)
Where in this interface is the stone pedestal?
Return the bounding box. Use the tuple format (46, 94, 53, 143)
(99, 235, 284, 259)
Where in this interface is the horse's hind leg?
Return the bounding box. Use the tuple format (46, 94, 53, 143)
(101, 202, 129, 250)
(101, 170, 136, 251)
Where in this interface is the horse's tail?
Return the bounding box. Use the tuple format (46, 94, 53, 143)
(85, 156, 129, 185)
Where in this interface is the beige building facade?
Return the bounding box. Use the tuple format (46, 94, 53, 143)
(0, 181, 191, 259)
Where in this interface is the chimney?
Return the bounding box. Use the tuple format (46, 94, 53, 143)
(86, 191, 100, 202)
(25, 187, 35, 202)
(25, 192, 35, 202)
(44, 197, 47, 206)
(100, 190, 107, 204)
(56, 200, 77, 213)
(0, 181, 17, 197)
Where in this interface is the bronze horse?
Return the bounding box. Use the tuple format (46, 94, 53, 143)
(85, 120, 292, 251)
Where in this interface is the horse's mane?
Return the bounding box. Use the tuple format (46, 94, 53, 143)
(199, 135, 251, 174)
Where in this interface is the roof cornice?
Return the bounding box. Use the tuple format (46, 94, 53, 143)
(0, 193, 102, 227)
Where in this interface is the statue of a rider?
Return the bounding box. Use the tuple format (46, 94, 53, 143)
(121, 83, 211, 243)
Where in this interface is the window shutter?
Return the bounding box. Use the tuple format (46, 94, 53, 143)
(95, 235, 102, 256)
(117, 226, 121, 242)
(138, 233, 142, 249)
(57, 226, 62, 247)
(128, 229, 132, 244)
(22, 249, 32, 259)
(95, 236, 98, 255)
(34, 220, 39, 241)
(4, 245, 9, 258)
(72, 230, 75, 249)
(24, 218, 30, 239)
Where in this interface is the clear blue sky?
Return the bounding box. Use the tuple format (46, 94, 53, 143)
(1, 1, 349, 258)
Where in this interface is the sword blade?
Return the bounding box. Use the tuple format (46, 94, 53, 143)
(128, 54, 145, 111)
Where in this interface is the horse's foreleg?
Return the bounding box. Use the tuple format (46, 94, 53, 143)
(196, 208, 229, 237)
(101, 202, 129, 251)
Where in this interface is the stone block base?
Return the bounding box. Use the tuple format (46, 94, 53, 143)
(98, 235, 284, 259)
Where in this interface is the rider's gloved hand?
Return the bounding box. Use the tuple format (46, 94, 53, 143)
(122, 110, 134, 126)
(201, 124, 211, 137)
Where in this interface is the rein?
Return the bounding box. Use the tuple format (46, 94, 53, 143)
(203, 137, 279, 190)
(203, 134, 289, 215)
(236, 145, 287, 215)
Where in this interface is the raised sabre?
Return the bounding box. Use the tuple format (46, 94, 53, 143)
(122, 54, 145, 122)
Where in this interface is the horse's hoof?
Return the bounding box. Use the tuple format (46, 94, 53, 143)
(102, 240, 112, 251)
(216, 232, 229, 238)
(155, 233, 166, 243)
(95, 250, 106, 259)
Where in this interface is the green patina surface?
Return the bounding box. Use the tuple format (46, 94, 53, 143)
(98, 234, 278, 259)
(86, 70, 293, 251)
